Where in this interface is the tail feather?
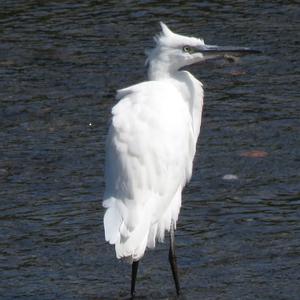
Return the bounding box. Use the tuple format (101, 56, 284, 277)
(147, 223, 158, 248)
(103, 197, 152, 261)
(103, 190, 182, 262)
(103, 198, 121, 244)
(115, 204, 152, 261)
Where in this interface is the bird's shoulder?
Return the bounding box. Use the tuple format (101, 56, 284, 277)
(116, 80, 180, 102)
(112, 80, 187, 121)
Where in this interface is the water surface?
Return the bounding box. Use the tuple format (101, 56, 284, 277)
(1, 1, 299, 299)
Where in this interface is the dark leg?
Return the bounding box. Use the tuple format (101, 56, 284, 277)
(131, 260, 139, 298)
(169, 221, 181, 295)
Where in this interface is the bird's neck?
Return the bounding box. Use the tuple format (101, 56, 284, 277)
(147, 58, 177, 81)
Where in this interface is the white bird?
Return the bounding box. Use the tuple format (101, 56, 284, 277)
(103, 22, 259, 297)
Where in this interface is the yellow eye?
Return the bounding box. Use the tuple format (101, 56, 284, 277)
(183, 46, 191, 53)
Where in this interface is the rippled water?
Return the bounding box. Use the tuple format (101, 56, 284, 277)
(1, 1, 299, 299)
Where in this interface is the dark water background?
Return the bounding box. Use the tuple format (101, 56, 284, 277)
(1, 1, 299, 299)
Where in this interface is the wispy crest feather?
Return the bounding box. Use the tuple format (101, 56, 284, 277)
(145, 22, 204, 66)
(154, 22, 204, 48)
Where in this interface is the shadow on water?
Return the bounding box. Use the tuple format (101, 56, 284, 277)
(0, 1, 299, 299)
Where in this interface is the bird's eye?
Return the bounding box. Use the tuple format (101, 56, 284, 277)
(183, 46, 191, 53)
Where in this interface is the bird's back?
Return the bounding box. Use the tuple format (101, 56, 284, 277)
(103, 79, 197, 261)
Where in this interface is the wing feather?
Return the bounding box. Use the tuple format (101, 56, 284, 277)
(103, 80, 194, 260)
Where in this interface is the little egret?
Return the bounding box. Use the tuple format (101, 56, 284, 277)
(103, 22, 259, 297)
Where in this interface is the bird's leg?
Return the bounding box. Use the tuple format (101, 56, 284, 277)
(131, 260, 139, 298)
(169, 220, 181, 295)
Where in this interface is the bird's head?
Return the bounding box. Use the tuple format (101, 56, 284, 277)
(146, 22, 260, 79)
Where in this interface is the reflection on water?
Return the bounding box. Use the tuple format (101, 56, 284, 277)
(0, 1, 299, 299)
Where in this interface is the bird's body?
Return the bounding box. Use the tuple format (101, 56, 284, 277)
(104, 71, 203, 261)
(103, 22, 259, 296)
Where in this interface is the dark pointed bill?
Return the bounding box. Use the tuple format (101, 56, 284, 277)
(200, 45, 261, 55)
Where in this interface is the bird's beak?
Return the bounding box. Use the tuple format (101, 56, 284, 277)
(199, 44, 261, 56)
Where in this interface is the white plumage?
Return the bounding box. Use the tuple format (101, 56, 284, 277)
(103, 23, 204, 262)
(104, 80, 203, 261)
